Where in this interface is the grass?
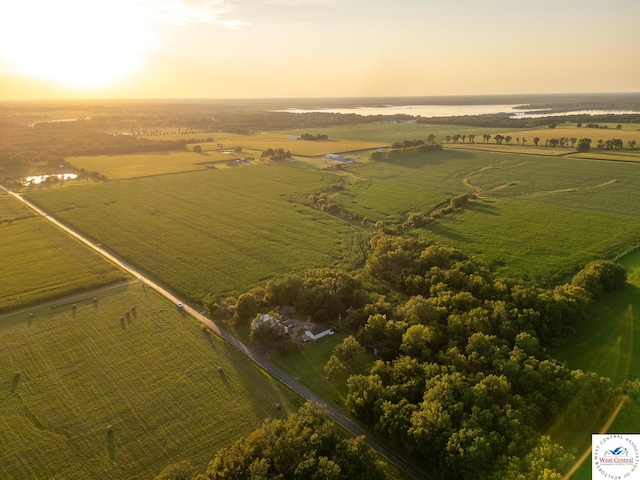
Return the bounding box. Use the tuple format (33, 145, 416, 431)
(549, 248, 640, 479)
(268, 331, 375, 411)
(0, 193, 127, 312)
(25, 161, 367, 301)
(426, 198, 640, 283)
(0, 284, 301, 479)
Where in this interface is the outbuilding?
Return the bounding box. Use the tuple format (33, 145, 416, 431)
(305, 323, 334, 341)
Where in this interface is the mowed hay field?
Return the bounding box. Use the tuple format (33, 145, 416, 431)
(0, 284, 300, 479)
(67, 150, 241, 180)
(26, 162, 367, 300)
(0, 193, 127, 312)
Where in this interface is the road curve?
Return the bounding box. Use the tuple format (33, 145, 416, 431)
(1, 184, 431, 480)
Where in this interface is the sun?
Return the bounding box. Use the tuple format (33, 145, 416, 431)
(0, 0, 157, 90)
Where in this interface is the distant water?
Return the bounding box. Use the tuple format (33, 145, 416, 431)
(277, 104, 523, 117)
(276, 105, 640, 119)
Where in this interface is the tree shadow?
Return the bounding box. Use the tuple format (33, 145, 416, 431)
(120, 317, 126, 329)
(11, 372, 20, 393)
(107, 428, 115, 460)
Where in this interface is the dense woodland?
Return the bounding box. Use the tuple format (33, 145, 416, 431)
(203, 230, 630, 479)
(160, 402, 386, 480)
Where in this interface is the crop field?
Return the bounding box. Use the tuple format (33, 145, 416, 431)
(195, 133, 387, 157)
(25, 162, 367, 301)
(330, 149, 640, 283)
(67, 150, 240, 180)
(427, 199, 640, 283)
(333, 149, 494, 223)
(141, 131, 387, 157)
(0, 284, 300, 479)
(0, 194, 126, 312)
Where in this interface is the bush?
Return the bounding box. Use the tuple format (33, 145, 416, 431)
(572, 260, 627, 297)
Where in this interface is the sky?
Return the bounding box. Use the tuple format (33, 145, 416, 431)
(0, 0, 639, 100)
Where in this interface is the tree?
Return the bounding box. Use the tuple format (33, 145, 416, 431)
(332, 336, 365, 367)
(234, 293, 259, 324)
(204, 403, 385, 480)
(572, 260, 627, 297)
(250, 312, 285, 342)
(193, 145, 202, 153)
(154, 461, 195, 480)
(533, 137, 540, 146)
(576, 137, 591, 152)
(324, 355, 347, 377)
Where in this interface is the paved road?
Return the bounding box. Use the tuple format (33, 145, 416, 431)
(1, 184, 431, 480)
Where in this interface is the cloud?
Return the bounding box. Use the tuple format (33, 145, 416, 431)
(137, 0, 250, 27)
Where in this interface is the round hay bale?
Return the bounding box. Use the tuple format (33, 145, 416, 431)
(217, 366, 223, 373)
(106, 425, 113, 433)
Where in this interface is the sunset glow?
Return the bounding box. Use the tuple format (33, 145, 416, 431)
(0, 0, 638, 99)
(0, 0, 158, 89)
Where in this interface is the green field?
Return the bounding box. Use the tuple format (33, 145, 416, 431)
(0, 193, 127, 312)
(326, 149, 640, 283)
(0, 284, 300, 479)
(67, 150, 240, 180)
(550, 249, 640, 479)
(25, 162, 367, 301)
(427, 199, 640, 283)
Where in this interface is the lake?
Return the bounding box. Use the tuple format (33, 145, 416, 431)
(276, 105, 640, 119)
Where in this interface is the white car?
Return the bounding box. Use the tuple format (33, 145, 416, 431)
(176, 302, 184, 308)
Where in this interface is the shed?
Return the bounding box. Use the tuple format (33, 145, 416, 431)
(305, 323, 334, 341)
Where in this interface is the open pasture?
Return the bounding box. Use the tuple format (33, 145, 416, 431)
(0, 284, 299, 479)
(26, 162, 366, 301)
(0, 194, 126, 312)
(67, 150, 240, 180)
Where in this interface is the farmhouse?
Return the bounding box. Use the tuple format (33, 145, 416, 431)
(305, 323, 334, 341)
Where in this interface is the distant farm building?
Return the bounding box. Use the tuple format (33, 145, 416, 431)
(325, 154, 354, 164)
(305, 324, 334, 341)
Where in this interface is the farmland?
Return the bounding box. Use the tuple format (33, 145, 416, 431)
(330, 149, 640, 282)
(25, 161, 367, 301)
(67, 150, 241, 180)
(0, 193, 127, 312)
(0, 284, 300, 479)
(142, 131, 387, 157)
